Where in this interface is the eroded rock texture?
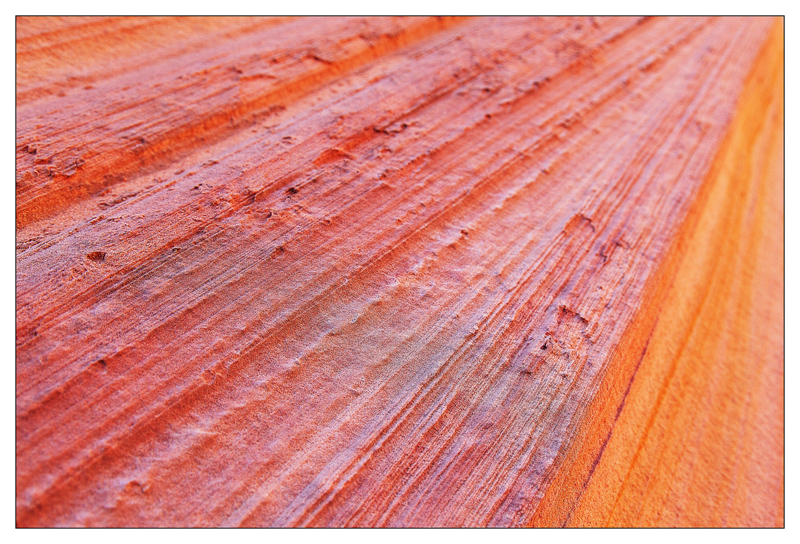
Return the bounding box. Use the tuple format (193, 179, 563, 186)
(16, 16, 783, 527)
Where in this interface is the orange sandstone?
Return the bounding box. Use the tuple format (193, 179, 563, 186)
(16, 17, 783, 527)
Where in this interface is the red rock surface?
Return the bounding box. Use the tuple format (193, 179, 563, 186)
(16, 16, 783, 527)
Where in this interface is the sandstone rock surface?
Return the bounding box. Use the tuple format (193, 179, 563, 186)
(16, 16, 784, 527)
